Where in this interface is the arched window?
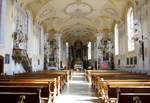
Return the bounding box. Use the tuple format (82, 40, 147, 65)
(127, 7, 134, 51)
(114, 24, 119, 55)
(66, 42, 69, 58)
(88, 42, 91, 60)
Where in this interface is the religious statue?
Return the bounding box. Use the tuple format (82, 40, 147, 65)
(12, 25, 28, 49)
(106, 40, 113, 53)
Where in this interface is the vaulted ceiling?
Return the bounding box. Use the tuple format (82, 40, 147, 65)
(18, 0, 131, 44)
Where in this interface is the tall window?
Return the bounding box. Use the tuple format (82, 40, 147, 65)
(0, 0, 2, 43)
(88, 42, 91, 60)
(127, 7, 134, 51)
(66, 42, 69, 59)
(114, 24, 119, 55)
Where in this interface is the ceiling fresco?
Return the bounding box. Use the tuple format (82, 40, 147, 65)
(18, 0, 131, 43)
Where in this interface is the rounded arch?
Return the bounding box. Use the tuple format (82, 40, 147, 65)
(127, 7, 133, 21)
(127, 7, 134, 51)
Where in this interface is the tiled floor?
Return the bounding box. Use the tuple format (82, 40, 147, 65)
(55, 72, 99, 103)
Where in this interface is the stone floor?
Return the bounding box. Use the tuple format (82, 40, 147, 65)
(55, 72, 99, 103)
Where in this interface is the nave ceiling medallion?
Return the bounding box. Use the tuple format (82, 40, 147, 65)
(64, 0, 93, 17)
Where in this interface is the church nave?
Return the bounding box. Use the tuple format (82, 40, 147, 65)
(0, 0, 150, 103)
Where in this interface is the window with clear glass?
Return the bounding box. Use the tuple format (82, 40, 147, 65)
(88, 42, 91, 60)
(66, 42, 69, 58)
(114, 24, 119, 55)
(127, 7, 134, 51)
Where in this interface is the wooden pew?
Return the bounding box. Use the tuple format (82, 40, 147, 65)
(85, 70, 142, 84)
(0, 78, 57, 103)
(89, 70, 150, 103)
(96, 77, 150, 103)
(13, 74, 62, 95)
(102, 80, 150, 103)
(92, 73, 148, 89)
(18, 70, 70, 82)
(91, 72, 147, 89)
(85, 70, 119, 83)
(16, 70, 70, 85)
(0, 70, 70, 103)
(14, 70, 70, 94)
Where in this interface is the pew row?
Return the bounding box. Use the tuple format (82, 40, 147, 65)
(0, 78, 57, 103)
(89, 70, 150, 103)
(85, 70, 145, 84)
(0, 70, 70, 103)
(97, 79, 150, 103)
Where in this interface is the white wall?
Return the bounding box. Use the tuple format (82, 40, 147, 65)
(114, 0, 150, 74)
(0, 0, 24, 75)
(146, 0, 150, 74)
(0, 1, 45, 75)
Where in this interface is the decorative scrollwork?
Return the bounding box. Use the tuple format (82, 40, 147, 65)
(12, 25, 28, 49)
(64, 0, 93, 17)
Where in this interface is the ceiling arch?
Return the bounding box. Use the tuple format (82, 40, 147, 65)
(35, 3, 56, 24)
(60, 23, 97, 44)
(17, 0, 131, 43)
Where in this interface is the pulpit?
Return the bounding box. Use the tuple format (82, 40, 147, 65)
(12, 28, 32, 72)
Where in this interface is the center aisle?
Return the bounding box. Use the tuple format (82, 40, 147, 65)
(55, 72, 99, 103)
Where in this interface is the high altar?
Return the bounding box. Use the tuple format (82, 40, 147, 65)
(74, 58, 83, 71)
(69, 40, 88, 71)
